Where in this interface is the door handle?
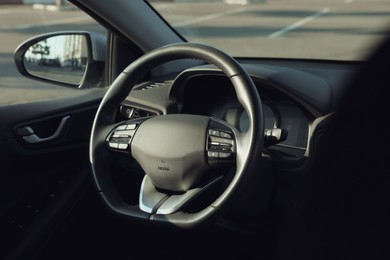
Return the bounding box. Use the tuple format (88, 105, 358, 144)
(17, 116, 70, 144)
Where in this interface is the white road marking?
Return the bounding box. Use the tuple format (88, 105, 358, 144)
(345, 0, 355, 3)
(268, 8, 330, 39)
(172, 7, 246, 27)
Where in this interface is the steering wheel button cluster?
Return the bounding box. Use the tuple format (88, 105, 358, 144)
(220, 146, 232, 152)
(208, 129, 220, 136)
(209, 136, 233, 146)
(220, 132, 232, 139)
(114, 130, 134, 136)
(116, 125, 127, 130)
(126, 124, 137, 130)
(219, 152, 231, 158)
(208, 151, 219, 158)
(110, 136, 131, 143)
(118, 143, 128, 149)
(109, 142, 119, 148)
(106, 123, 139, 152)
(207, 126, 236, 166)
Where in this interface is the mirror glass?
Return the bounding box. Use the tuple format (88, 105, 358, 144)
(23, 35, 88, 85)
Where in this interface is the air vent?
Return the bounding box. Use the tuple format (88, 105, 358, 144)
(119, 105, 159, 120)
(138, 81, 171, 91)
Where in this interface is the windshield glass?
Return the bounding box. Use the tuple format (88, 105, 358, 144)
(147, 0, 390, 60)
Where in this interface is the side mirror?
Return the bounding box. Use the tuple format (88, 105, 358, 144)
(14, 31, 106, 88)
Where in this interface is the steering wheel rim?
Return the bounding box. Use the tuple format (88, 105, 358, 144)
(90, 42, 264, 228)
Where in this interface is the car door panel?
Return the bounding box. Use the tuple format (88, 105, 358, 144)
(0, 88, 105, 259)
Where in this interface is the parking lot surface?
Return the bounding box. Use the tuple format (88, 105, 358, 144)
(1, 0, 390, 105)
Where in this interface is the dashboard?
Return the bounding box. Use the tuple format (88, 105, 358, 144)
(176, 74, 310, 151)
(117, 60, 356, 164)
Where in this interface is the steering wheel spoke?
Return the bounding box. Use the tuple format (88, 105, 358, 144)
(139, 175, 223, 215)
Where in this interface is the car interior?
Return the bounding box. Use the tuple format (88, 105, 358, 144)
(0, 0, 389, 259)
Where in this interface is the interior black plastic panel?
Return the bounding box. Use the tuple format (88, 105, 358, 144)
(122, 59, 358, 161)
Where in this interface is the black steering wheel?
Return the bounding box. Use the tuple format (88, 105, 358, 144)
(90, 42, 264, 228)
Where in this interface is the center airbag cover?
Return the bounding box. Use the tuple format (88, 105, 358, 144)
(131, 114, 210, 192)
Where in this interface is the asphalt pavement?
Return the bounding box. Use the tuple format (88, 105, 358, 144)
(1, 0, 390, 105)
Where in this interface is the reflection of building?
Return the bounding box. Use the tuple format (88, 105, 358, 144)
(63, 35, 87, 68)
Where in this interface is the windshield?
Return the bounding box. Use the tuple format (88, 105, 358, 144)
(147, 0, 390, 60)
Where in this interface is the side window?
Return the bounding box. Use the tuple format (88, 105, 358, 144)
(0, 1, 107, 106)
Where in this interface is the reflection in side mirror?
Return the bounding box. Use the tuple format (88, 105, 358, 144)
(23, 35, 88, 85)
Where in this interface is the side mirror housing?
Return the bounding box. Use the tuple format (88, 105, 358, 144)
(14, 31, 106, 88)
